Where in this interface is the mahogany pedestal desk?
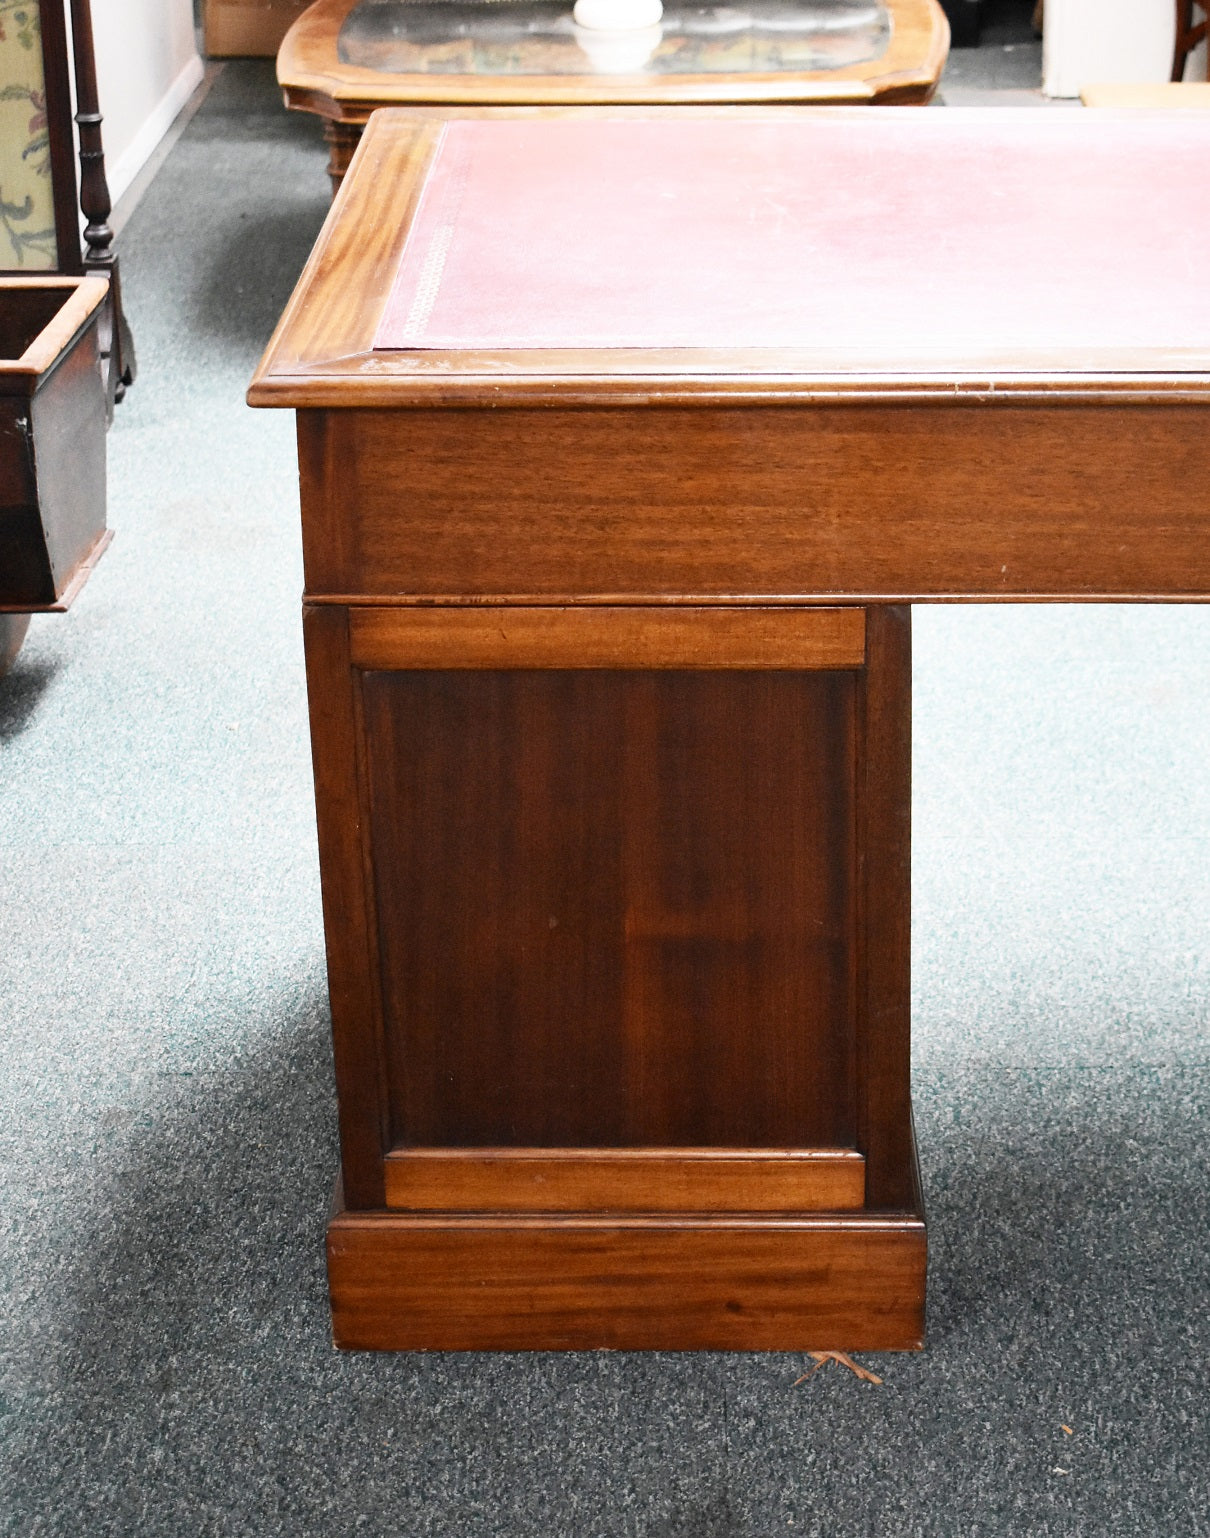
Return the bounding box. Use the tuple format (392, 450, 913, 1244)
(249, 110, 1210, 1352)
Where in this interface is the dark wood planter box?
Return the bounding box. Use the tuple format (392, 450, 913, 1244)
(0, 277, 110, 614)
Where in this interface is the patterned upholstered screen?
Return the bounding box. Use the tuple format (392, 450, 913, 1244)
(0, 1, 58, 268)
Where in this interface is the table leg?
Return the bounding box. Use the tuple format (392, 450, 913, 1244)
(0, 614, 30, 678)
(323, 120, 364, 199)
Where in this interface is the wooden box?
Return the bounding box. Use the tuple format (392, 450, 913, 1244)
(203, 0, 312, 57)
(0, 277, 109, 613)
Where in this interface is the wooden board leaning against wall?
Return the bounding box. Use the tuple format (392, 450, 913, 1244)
(204, 0, 312, 56)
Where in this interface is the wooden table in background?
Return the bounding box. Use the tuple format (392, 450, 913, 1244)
(278, 0, 949, 191)
(250, 109, 1210, 1352)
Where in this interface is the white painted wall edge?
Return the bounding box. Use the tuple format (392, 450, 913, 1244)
(1042, 0, 1198, 97)
(105, 53, 207, 208)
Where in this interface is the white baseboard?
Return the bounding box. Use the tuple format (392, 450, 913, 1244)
(106, 53, 207, 208)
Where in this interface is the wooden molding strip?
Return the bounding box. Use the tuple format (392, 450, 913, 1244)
(384, 1146, 866, 1212)
(328, 1205, 924, 1350)
(349, 605, 866, 671)
(0, 277, 108, 379)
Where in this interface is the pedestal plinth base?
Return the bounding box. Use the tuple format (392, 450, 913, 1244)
(327, 1139, 926, 1353)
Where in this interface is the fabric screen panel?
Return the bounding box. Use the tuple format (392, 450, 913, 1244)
(0, 0, 58, 269)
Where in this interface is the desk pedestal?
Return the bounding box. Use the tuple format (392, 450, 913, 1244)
(305, 600, 924, 1350)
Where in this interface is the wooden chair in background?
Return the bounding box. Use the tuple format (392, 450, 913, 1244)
(1173, 0, 1209, 80)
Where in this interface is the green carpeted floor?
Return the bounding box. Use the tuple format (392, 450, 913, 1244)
(1, 61, 1206, 1538)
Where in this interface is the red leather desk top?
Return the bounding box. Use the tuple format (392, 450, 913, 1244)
(374, 114, 1210, 359)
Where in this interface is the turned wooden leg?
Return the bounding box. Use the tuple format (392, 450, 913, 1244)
(323, 120, 364, 199)
(69, 0, 136, 409)
(1171, 0, 1208, 80)
(0, 614, 31, 678)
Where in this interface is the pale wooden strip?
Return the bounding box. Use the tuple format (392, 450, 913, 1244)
(349, 605, 865, 671)
(1, 277, 107, 375)
(384, 1147, 866, 1212)
(1081, 83, 1210, 108)
(248, 115, 439, 395)
(244, 355, 1210, 409)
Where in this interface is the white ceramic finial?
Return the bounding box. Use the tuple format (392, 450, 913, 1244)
(572, 0, 663, 30)
(572, 18, 663, 68)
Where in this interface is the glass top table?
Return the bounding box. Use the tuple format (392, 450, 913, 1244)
(339, 0, 891, 77)
(278, 0, 949, 189)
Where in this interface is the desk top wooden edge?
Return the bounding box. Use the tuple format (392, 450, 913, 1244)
(277, 0, 949, 115)
(248, 109, 1210, 412)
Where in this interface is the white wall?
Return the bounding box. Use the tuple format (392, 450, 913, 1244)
(1043, 0, 1204, 97)
(89, 0, 204, 204)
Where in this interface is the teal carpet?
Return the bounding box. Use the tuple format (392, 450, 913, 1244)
(1, 62, 1206, 1538)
